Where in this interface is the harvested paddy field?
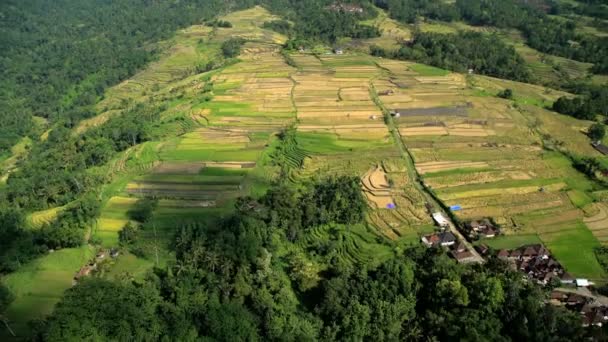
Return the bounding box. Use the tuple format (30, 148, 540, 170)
(584, 204, 608, 245)
(373, 58, 605, 278)
(287, 52, 432, 240)
(91, 7, 298, 257)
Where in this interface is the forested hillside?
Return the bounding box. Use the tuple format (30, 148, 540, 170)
(1, 0, 608, 340)
(35, 179, 585, 341)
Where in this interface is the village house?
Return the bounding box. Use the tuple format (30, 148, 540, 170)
(421, 231, 456, 248)
(496, 244, 567, 285)
(475, 244, 490, 256)
(73, 262, 97, 286)
(592, 141, 608, 155)
(465, 218, 499, 239)
(378, 89, 394, 96)
(549, 290, 608, 327)
(96, 249, 107, 260)
(582, 306, 608, 327)
(110, 248, 120, 258)
(450, 242, 477, 263)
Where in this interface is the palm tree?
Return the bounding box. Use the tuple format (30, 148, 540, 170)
(205, 250, 220, 273)
(190, 243, 206, 269)
(219, 258, 234, 278)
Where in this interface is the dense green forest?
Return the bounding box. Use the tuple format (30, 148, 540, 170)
(0, 0, 251, 152)
(372, 0, 608, 75)
(372, 31, 531, 81)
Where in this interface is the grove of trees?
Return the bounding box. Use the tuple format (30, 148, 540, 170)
(32, 178, 592, 340)
(372, 31, 531, 82)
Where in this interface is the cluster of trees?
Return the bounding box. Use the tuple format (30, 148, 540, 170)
(497, 88, 514, 99)
(571, 156, 608, 185)
(0, 193, 101, 274)
(262, 20, 292, 35)
(454, 0, 608, 73)
(0, 103, 164, 273)
(240, 175, 366, 241)
(269, 0, 381, 44)
(221, 38, 247, 58)
(367, 0, 608, 76)
(6, 104, 162, 210)
(550, 0, 608, 22)
(32, 177, 593, 340)
(372, 31, 531, 82)
(0, 0, 252, 153)
(206, 19, 233, 28)
(552, 84, 608, 120)
(0, 283, 14, 337)
(374, 0, 460, 23)
(589, 123, 606, 142)
(0, 207, 43, 273)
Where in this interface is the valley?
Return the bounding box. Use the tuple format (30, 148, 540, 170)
(2, 2, 608, 340)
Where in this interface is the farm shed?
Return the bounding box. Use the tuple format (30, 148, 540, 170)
(576, 279, 593, 287)
(451, 250, 477, 263)
(432, 212, 450, 228)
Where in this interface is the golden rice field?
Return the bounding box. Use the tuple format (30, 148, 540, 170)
(91, 7, 297, 248)
(66, 5, 608, 281)
(284, 51, 433, 240)
(372, 57, 605, 277)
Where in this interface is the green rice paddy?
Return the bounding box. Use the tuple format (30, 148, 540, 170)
(408, 63, 450, 76)
(1, 246, 95, 339)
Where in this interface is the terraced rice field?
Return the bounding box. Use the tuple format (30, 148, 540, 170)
(357, 9, 412, 52)
(1, 246, 95, 338)
(373, 58, 605, 277)
(285, 52, 432, 240)
(585, 204, 608, 245)
(498, 29, 594, 86)
(297, 224, 394, 267)
(92, 7, 296, 251)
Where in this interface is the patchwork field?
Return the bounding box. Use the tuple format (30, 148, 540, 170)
(286, 52, 433, 240)
(373, 58, 606, 278)
(91, 7, 296, 252)
(357, 9, 412, 52)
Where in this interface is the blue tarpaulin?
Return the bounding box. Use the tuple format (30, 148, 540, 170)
(450, 205, 462, 211)
(387, 203, 396, 209)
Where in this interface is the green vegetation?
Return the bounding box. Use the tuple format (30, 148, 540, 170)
(589, 122, 606, 142)
(373, 31, 531, 81)
(542, 221, 605, 279)
(553, 84, 608, 119)
(221, 38, 246, 58)
(409, 63, 450, 76)
(31, 179, 588, 341)
(1, 246, 94, 338)
(497, 88, 514, 99)
(1, 1, 608, 340)
(477, 234, 543, 250)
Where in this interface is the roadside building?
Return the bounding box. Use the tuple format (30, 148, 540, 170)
(432, 212, 450, 228)
(421, 231, 456, 247)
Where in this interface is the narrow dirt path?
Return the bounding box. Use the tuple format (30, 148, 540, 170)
(369, 75, 483, 263)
